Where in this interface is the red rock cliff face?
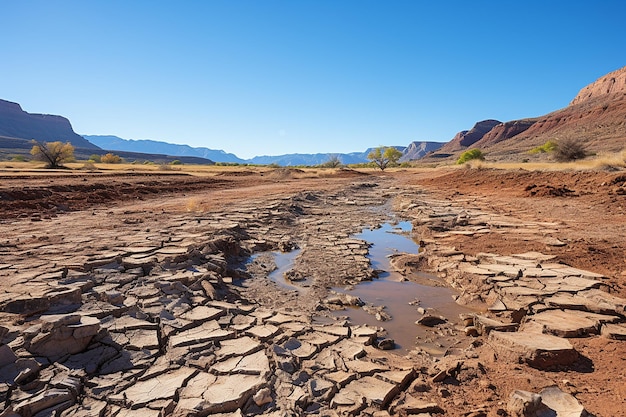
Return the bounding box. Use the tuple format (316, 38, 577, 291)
(434, 119, 501, 154)
(0, 99, 99, 149)
(480, 66, 626, 157)
(570, 66, 626, 106)
(473, 119, 536, 148)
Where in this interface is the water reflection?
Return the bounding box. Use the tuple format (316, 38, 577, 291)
(333, 221, 473, 354)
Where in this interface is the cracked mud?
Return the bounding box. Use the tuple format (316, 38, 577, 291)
(0, 167, 625, 416)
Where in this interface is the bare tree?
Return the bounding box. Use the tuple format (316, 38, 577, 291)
(30, 140, 75, 168)
(322, 154, 342, 168)
(554, 138, 587, 162)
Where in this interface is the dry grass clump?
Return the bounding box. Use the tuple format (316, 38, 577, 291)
(185, 197, 202, 212)
(81, 162, 98, 171)
(588, 149, 626, 171)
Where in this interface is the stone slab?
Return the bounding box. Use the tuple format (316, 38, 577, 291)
(211, 350, 270, 376)
(176, 372, 265, 415)
(120, 366, 196, 407)
(332, 376, 398, 409)
(489, 330, 578, 370)
(523, 309, 620, 338)
(601, 323, 626, 340)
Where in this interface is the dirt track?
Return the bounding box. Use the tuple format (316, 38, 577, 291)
(1, 166, 625, 416)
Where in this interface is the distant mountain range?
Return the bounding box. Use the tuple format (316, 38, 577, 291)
(84, 135, 245, 164)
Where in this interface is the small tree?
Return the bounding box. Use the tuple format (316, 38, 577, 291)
(30, 140, 75, 168)
(101, 153, 123, 164)
(367, 146, 403, 171)
(322, 154, 342, 168)
(88, 154, 102, 162)
(457, 149, 485, 164)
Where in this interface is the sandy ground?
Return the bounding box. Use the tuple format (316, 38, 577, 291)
(1, 165, 625, 416)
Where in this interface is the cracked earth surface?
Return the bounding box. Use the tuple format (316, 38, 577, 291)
(0, 167, 624, 416)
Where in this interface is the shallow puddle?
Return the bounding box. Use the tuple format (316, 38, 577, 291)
(248, 249, 310, 292)
(333, 221, 475, 354)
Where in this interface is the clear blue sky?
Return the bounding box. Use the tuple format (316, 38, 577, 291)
(1, 1, 625, 159)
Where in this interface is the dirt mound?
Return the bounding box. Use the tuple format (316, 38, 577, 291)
(524, 184, 578, 197)
(264, 168, 305, 180)
(0, 175, 232, 219)
(323, 168, 371, 178)
(215, 170, 258, 177)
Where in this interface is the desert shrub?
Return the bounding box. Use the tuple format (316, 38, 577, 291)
(170, 160, 182, 165)
(321, 154, 342, 168)
(554, 138, 587, 162)
(88, 154, 101, 162)
(529, 140, 557, 154)
(101, 153, 123, 164)
(456, 149, 485, 164)
(11, 155, 27, 162)
(81, 161, 97, 170)
(186, 197, 201, 212)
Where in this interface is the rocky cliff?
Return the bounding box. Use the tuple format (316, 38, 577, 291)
(430, 119, 501, 157)
(480, 66, 626, 158)
(399, 141, 444, 162)
(473, 119, 537, 148)
(570, 66, 626, 106)
(424, 65, 626, 162)
(0, 99, 99, 149)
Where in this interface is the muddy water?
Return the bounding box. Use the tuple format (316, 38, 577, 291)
(334, 222, 474, 355)
(267, 249, 311, 291)
(249, 249, 311, 292)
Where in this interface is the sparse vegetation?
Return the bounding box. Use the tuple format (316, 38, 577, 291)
(185, 197, 202, 212)
(321, 154, 342, 168)
(30, 140, 75, 168)
(81, 161, 98, 171)
(456, 149, 484, 164)
(11, 155, 27, 162)
(170, 160, 182, 165)
(554, 138, 587, 162)
(88, 154, 102, 162)
(367, 146, 403, 171)
(529, 140, 557, 154)
(100, 153, 123, 164)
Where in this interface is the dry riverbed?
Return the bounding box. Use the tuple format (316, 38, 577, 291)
(0, 167, 624, 416)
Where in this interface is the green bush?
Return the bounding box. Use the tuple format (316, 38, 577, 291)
(170, 160, 182, 165)
(529, 141, 557, 154)
(456, 149, 485, 164)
